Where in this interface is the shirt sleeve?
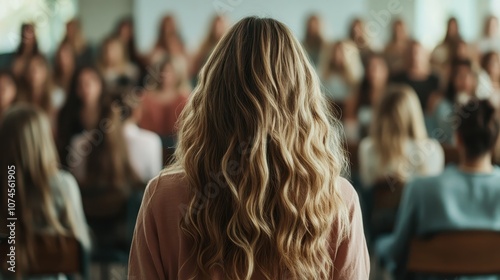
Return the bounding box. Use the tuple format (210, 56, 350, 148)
(332, 179, 370, 279)
(128, 178, 167, 280)
(61, 172, 92, 250)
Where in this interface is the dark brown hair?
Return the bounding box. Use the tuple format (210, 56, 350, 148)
(457, 99, 500, 159)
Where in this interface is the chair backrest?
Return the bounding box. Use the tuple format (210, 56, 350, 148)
(372, 176, 405, 210)
(407, 230, 500, 276)
(0, 234, 88, 278)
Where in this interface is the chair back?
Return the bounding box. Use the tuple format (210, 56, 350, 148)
(0, 235, 88, 279)
(370, 176, 405, 236)
(408, 230, 500, 276)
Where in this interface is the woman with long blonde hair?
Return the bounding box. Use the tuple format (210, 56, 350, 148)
(0, 105, 90, 277)
(129, 17, 369, 280)
(358, 85, 444, 187)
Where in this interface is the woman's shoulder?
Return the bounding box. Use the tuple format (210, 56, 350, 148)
(144, 170, 190, 213)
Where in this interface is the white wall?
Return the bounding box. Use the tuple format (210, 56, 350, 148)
(79, 0, 133, 45)
(134, 0, 366, 54)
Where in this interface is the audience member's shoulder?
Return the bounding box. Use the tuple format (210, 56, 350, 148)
(137, 126, 162, 145)
(52, 169, 78, 186)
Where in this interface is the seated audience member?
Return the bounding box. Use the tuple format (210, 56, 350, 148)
(384, 19, 412, 76)
(345, 54, 389, 141)
(302, 14, 326, 69)
(391, 41, 440, 115)
(0, 105, 90, 277)
(0, 70, 17, 119)
(116, 89, 163, 183)
(190, 15, 228, 80)
(430, 60, 477, 144)
(320, 40, 363, 102)
(63, 19, 93, 67)
(114, 17, 145, 71)
(480, 51, 500, 108)
(53, 41, 76, 95)
(377, 100, 500, 279)
(17, 54, 65, 118)
(11, 23, 39, 78)
(148, 14, 188, 67)
(430, 17, 463, 75)
(98, 36, 139, 89)
(129, 17, 370, 280)
(476, 15, 500, 55)
(348, 18, 373, 65)
(139, 57, 190, 147)
(57, 66, 104, 167)
(359, 86, 444, 188)
(68, 97, 141, 249)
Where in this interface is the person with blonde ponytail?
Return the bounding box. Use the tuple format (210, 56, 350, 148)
(128, 17, 369, 280)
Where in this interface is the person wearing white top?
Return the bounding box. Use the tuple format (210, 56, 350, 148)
(358, 85, 444, 188)
(476, 16, 500, 54)
(68, 91, 163, 184)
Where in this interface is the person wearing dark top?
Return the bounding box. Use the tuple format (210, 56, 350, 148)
(391, 41, 440, 114)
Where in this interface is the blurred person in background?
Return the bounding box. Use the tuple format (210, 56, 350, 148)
(63, 19, 93, 67)
(384, 19, 412, 76)
(0, 70, 17, 120)
(348, 18, 373, 65)
(302, 14, 326, 69)
(190, 15, 229, 81)
(320, 40, 363, 103)
(116, 88, 163, 183)
(68, 97, 141, 250)
(476, 15, 500, 55)
(140, 56, 190, 147)
(376, 99, 500, 279)
(53, 41, 76, 95)
(0, 105, 90, 278)
(481, 51, 500, 108)
(430, 59, 477, 145)
(115, 17, 145, 70)
(17, 54, 64, 124)
(11, 23, 39, 78)
(359, 85, 444, 188)
(57, 66, 105, 168)
(431, 17, 464, 75)
(344, 54, 389, 141)
(391, 41, 440, 120)
(98, 36, 139, 89)
(149, 14, 188, 67)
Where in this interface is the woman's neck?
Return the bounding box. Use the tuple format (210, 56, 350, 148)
(459, 154, 493, 173)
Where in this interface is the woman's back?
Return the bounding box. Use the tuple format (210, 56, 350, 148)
(129, 173, 369, 279)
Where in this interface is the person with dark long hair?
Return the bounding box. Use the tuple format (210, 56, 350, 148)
(302, 14, 326, 69)
(148, 14, 188, 67)
(384, 19, 412, 76)
(129, 17, 369, 280)
(57, 66, 105, 168)
(11, 23, 39, 78)
(53, 41, 76, 94)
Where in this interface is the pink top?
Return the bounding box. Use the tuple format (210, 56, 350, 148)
(139, 93, 188, 137)
(128, 173, 370, 280)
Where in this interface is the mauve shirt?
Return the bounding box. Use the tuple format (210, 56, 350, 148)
(128, 173, 370, 280)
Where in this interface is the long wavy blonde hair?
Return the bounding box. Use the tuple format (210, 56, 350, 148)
(164, 17, 349, 279)
(370, 85, 428, 178)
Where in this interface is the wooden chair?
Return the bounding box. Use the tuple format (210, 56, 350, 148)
(370, 177, 405, 236)
(407, 231, 500, 277)
(0, 235, 88, 279)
